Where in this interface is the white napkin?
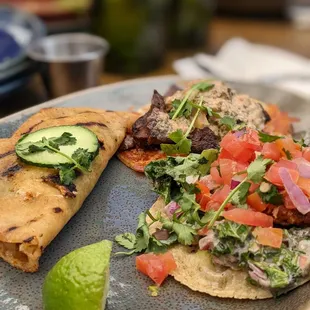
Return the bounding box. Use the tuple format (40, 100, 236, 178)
(173, 38, 310, 98)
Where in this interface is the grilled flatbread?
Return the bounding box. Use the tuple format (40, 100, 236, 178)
(0, 107, 133, 272)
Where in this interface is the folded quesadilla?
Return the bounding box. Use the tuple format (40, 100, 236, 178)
(0, 107, 134, 272)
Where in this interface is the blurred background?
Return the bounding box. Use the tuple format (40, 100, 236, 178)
(1, 0, 310, 117)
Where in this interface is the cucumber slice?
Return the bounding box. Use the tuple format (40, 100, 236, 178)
(15, 125, 99, 167)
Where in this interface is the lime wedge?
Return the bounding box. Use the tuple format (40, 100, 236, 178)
(43, 240, 112, 310)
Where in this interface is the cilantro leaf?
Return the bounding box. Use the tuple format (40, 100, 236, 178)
(231, 182, 251, 206)
(146, 238, 167, 254)
(135, 212, 151, 252)
(115, 212, 168, 255)
(215, 221, 251, 242)
(258, 131, 283, 143)
(27, 143, 46, 153)
(294, 137, 306, 147)
(282, 148, 292, 160)
(201, 210, 217, 225)
(194, 81, 214, 92)
(258, 184, 283, 205)
(187, 103, 221, 118)
(115, 233, 136, 250)
(206, 106, 221, 118)
(176, 190, 198, 212)
(253, 262, 290, 289)
(72, 148, 93, 170)
(171, 82, 213, 119)
(59, 167, 76, 185)
(199, 149, 218, 175)
(220, 116, 236, 130)
(49, 132, 77, 148)
(247, 156, 272, 183)
(163, 220, 196, 245)
(161, 130, 191, 155)
(158, 233, 178, 245)
(169, 99, 192, 119)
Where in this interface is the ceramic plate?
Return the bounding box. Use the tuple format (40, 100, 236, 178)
(1, 76, 310, 310)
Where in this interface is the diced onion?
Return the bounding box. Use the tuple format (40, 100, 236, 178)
(293, 157, 310, 179)
(186, 175, 199, 184)
(164, 201, 181, 218)
(230, 175, 243, 189)
(234, 129, 245, 138)
(279, 167, 310, 215)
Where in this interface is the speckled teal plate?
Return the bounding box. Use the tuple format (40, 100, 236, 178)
(1, 76, 310, 310)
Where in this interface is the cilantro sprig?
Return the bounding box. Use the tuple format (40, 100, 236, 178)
(207, 156, 272, 228)
(161, 96, 205, 155)
(17, 132, 95, 185)
(170, 81, 214, 120)
(115, 212, 175, 255)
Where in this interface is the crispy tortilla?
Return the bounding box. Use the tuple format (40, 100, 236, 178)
(147, 197, 273, 299)
(117, 148, 166, 173)
(0, 107, 133, 272)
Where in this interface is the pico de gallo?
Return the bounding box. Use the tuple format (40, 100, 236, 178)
(116, 127, 310, 296)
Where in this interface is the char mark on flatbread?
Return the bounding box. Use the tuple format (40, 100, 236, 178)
(0, 150, 14, 159)
(1, 164, 22, 177)
(75, 121, 108, 128)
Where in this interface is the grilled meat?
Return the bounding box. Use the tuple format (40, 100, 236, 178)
(265, 205, 310, 227)
(123, 80, 270, 153)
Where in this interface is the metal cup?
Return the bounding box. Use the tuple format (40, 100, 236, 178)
(27, 33, 109, 98)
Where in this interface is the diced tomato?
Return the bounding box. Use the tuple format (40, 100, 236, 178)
(199, 175, 218, 191)
(239, 129, 262, 151)
(247, 192, 268, 212)
(220, 129, 262, 163)
(136, 252, 177, 286)
(299, 255, 308, 270)
(265, 160, 299, 186)
(303, 147, 310, 162)
(249, 181, 260, 194)
(275, 137, 302, 159)
(205, 200, 221, 211)
(196, 182, 210, 202)
(252, 227, 283, 248)
(210, 166, 223, 185)
(218, 148, 235, 160)
(218, 159, 247, 185)
(196, 181, 211, 211)
(262, 142, 281, 161)
(264, 104, 299, 135)
(197, 225, 209, 236)
(283, 193, 296, 209)
(223, 208, 273, 227)
(297, 177, 310, 197)
(211, 185, 231, 204)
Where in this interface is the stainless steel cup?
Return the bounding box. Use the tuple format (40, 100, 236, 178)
(27, 33, 109, 98)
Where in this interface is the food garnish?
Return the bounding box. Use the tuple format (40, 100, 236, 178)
(43, 240, 112, 310)
(15, 125, 99, 185)
(170, 81, 214, 120)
